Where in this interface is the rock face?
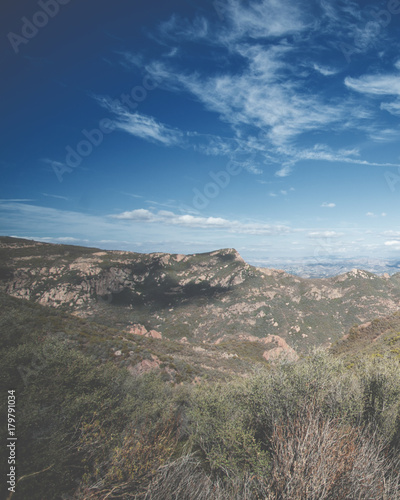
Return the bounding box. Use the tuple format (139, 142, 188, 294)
(2, 237, 400, 353)
(128, 355, 161, 376)
(232, 334, 299, 362)
(126, 324, 162, 339)
(262, 335, 299, 362)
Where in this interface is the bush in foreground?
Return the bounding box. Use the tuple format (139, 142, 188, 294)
(2, 317, 400, 500)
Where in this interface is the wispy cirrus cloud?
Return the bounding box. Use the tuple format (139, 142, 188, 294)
(219, 0, 307, 40)
(312, 64, 339, 76)
(268, 188, 295, 197)
(158, 0, 307, 43)
(345, 70, 400, 123)
(148, 43, 347, 149)
(95, 95, 266, 174)
(95, 97, 183, 146)
(280, 143, 400, 167)
(0, 199, 35, 202)
(345, 74, 400, 96)
(108, 0, 400, 178)
(380, 100, 400, 116)
(42, 193, 69, 201)
(121, 192, 144, 199)
(368, 128, 400, 143)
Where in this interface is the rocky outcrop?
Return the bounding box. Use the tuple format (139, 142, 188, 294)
(128, 355, 161, 376)
(262, 335, 299, 362)
(126, 324, 163, 339)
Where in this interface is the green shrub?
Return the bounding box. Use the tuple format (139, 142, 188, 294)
(189, 382, 270, 478)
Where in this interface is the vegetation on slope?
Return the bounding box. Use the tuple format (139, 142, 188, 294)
(1, 292, 400, 499)
(331, 311, 400, 363)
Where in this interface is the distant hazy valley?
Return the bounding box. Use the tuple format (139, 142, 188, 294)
(249, 257, 400, 279)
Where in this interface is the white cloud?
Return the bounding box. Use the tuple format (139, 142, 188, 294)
(313, 64, 338, 76)
(321, 202, 336, 208)
(345, 75, 400, 96)
(42, 193, 69, 201)
(116, 112, 182, 146)
(268, 188, 293, 197)
(56, 237, 87, 242)
(95, 94, 265, 174)
(345, 72, 400, 121)
(113, 0, 400, 180)
(121, 192, 144, 199)
(221, 0, 306, 40)
(117, 51, 143, 69)
(0, 199, 35, 202)
(368, 128, 400, 143)
(381, 100, 400, 116)
(308, 231, 343, 238)
(96, 97, 183, 146)
(144, 59, 400, 177)
(275, 164, 293, 177)
(285, 143, 400, 167)
(382, 230, 400, 237)
(110, 208, 292, 235)
(158, 0, 307, 44)
(365, 212, 388, 218)
(149, 43, 347, 150)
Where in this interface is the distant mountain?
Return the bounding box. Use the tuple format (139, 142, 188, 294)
(249, 257, 400, 278)
(2, 236, 400, 355)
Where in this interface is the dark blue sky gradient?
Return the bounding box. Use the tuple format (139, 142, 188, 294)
(2, 0, 400, 263)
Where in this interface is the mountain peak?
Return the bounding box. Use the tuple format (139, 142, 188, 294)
(209, 248, 245, 262)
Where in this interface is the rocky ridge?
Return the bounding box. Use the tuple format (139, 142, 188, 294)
(1, 236, 400, 353)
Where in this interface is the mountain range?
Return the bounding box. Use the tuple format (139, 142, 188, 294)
(2, 236, 400, 363)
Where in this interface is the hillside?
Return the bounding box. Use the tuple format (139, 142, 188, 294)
(2, 236, 400, 355)
(331, 311, 400, 363)
(2, 237, 400, 499)
(1, 287, 400, 499)
(0, 290, 278, 384)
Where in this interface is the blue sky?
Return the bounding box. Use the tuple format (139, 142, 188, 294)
(2, 0, 400, 264)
